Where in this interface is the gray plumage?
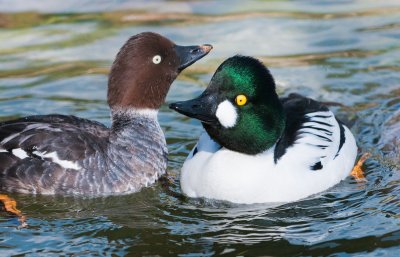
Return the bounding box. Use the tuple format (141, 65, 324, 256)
(0, 113, 167, 195)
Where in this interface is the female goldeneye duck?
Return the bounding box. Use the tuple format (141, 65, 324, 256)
(0, 32, 212, 196)
(170, 55, 358, 204)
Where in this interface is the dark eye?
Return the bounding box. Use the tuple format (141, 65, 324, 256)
(152, 55, 162, 64)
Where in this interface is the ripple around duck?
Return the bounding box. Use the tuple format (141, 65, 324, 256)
(0, 0, 400, 256)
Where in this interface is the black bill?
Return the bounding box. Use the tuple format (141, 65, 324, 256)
(169, 93, 218, 124)
(174, 44, 213, 71)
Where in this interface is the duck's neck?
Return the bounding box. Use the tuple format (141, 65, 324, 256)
(109, 107, 166, 154)
(110, 107, 159, 132)
(103, 107, 167, 192)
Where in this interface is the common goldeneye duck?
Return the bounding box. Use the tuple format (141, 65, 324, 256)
(0, 32, 212, 195)
(170, 55, 358, 204)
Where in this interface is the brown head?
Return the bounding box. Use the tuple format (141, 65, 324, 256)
(107, 32, 212, 110)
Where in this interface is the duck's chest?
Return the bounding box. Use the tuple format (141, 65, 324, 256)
(205, 149, 277, 183)
(181, 149, 282, 200)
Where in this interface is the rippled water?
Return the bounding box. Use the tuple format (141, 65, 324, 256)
(0, 0, 399, 256)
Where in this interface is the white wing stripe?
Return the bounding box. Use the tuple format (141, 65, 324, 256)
(33, 151, 81, 170)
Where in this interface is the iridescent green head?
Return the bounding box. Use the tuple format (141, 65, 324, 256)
(170, 56, 285, 155)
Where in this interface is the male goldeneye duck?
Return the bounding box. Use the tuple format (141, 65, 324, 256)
(170, 55, 358, 204)
(0, 32, 212, 196)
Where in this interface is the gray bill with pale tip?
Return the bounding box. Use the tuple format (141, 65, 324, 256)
(175, 44, 213, 71)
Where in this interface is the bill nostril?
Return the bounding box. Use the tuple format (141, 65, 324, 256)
(191, 48, 200, 54)
(169, 103, 178, 110)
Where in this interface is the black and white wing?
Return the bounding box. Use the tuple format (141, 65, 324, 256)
(274, 93, 354, 171)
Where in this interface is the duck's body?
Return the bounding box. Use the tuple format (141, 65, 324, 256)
(171, 56, 357, 204)
(0, 32, 212, 195)
(180, 96, 357, 203)
(0, 111, 166, 195)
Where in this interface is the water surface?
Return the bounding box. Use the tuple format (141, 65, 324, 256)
(0, 0, 399, 256)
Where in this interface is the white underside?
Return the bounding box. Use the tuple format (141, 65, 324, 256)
(180, 111, 358, 204)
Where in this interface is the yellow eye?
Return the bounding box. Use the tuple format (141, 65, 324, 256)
(235, 94, 247, 106)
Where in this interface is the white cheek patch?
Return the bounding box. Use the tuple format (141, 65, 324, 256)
(215, 100, 238, 128)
